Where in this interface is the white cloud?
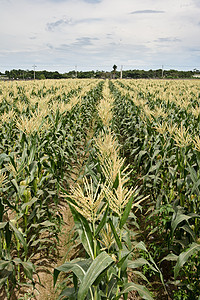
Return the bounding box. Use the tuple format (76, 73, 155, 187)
(0, 0, 199, 71)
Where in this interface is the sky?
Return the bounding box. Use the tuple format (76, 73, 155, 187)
(0, 0, 200, 73)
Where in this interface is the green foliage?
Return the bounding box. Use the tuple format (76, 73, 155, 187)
(0, 79, 104, 297)
(1, 78, 200, 298)
(109, 79, 200, 298)
(54, 98, 164, 299)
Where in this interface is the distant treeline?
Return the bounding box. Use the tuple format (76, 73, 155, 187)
(1, 68, 199, 80)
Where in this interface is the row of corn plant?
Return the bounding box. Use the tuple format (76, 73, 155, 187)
(0, 79, 103, 298)
(54, 80, 167, 299)
(109, 79, 200, 299)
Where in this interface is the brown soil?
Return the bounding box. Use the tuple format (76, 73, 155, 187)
(6, 201, 75, 300)
(32, 202, 74, 300)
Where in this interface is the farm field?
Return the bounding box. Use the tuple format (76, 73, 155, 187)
(0, 78, 200, 299)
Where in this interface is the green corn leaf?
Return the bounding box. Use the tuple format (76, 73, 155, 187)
(9, 221, 27, 254)
(0, 260, 11, 270)
(148, 164, 160, 174)
(30, 220, 56, 228)
(20, 260, 35, 281)
(54, 259, 91, 286)
(138, 150, 147, 166)
(31, 238, 54, 246)
(119, 194, 134, 229)
(132, 270, 150, 284)
(131, 146, 140, 156)
(70, 206, 94, 259)
(80, 218, 94, 259)
(0, 264, 13, 286)
(21, 197, 38, 211)
(180, 224, 196, 241)
(30, 162, 38, 182)
(160, 253, 178, 263)
(127, 258, 157, 272)
(78, 251, 114, 300)
(108, 218, 122, 250)
(134, 241, 148, 252)
(9, 155, 16, 169)
(29, 144, 36, 165)
(191, 178, 200, 194)
(0, 153, 8, 165)
(11, 179, 20, 194)
(58, 287, 77, 300)
(0, 222, 8, 229)
(120, 282, 154, 300)
(171, 213, 194, 234)
(174, 242, 200, 279)
(95, 204, 109, 237)
(134, 242, 166, 291)
(117, 251, 131, 268)
(187, 164, 197, 183)
(152, 149, 160, 160)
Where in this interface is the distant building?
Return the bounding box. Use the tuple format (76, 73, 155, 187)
(193, 74, 200, 78)
(0, 75, 9, 80)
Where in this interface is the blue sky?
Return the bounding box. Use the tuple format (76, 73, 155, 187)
(0, 0, 200, 72)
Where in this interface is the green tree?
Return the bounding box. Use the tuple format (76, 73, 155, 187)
(39, 74, 46, 80)
(112, 64, 117, 79)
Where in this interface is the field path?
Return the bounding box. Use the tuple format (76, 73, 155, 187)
(32, 136, 93, 299)
(33, 203, 74, 300)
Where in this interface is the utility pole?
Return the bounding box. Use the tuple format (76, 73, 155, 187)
(120, 65, 123, 79)
(162, 65, 164, 78)
(32, 64, 37, 80)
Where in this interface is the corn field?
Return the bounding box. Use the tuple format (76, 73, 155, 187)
(0, 78, 200, 299)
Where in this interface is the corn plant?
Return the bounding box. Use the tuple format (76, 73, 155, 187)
(0, 79, 104, 297)
(55, 174, 161, 299)
(109, 79, 200, 298)
(54, 115, 166, 299)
